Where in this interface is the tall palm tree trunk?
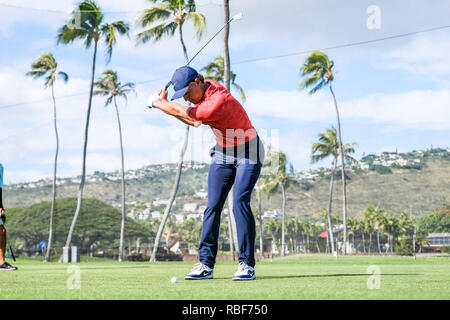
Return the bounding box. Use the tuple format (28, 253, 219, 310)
(114, 97, 126, 262)
(257, 191, 264, 259)
(362, 232, 366, 253)
(222, 2, 238, 260)
(45, 84, 59, 262)
(223, 0, 231, 90)
(150, 125, 190, 262)
(178, 22, 189, 63)
(227, 202, 235, 260)
(281, 183, 286, 256)
(64, 40, 98, 251)
(327, 157, 337, 254)
(329, 84, 348, 255)
(377, 231, 381, 253)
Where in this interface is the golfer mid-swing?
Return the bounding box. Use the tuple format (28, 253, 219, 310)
(151, 66, 265, 280)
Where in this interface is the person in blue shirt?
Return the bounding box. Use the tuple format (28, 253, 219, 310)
(0, 163, 18, 270)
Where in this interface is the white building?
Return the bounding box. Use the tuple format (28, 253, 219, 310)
(151, 211, 161, 220)
(184, 203, 198, 212)
(173, 214, 185, 225)
(263, 209, 282, 220)
(153, 198, 175, 206)
(197, 205, 207, 214)
(195, 190, 208, 199)
(136, 212, 150, 220)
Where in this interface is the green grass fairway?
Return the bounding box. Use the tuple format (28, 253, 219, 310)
(1, 255, 448, 300)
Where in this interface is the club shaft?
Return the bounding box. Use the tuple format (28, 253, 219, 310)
(9, 245, 16, 262)
(165, 17, 235, 91)
(186, 17, 234, 67)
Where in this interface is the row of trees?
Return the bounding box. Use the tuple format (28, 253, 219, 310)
(7, 198, 153, 258)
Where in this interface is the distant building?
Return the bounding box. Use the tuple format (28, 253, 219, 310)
(195, 190, 208, 199)
(197, 205, 206, 214)
(187, 213, 202, 220)
(153, 198, 175, 206)
(136, 212, 150, 220)
(173, 214, 185, 224)
(428, 233, 450, 248)
(183, 203, 198, 212)
(263, 210, 282, 220)
(151, 211, 161, 220)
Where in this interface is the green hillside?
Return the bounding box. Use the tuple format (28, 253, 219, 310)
(4, 153, 449, 219)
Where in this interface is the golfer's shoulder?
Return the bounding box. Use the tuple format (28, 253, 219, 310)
(205, 80, 238, 105)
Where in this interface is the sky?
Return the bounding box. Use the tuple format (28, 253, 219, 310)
(0, 0, 449, 184)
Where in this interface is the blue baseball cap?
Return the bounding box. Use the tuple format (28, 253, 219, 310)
(170, 66, 198, 101)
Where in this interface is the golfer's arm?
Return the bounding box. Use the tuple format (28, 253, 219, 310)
(154, 100, 201, 127)
(174, 115, 201, 127)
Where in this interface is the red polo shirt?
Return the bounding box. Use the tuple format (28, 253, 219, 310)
(186, 80, 257, 148)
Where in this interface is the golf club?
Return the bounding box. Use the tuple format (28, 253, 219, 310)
(147, 12, 243, 108)
(9, 244, 16, 262)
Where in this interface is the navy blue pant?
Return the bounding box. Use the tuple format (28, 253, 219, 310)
(198, 138, 264, 269)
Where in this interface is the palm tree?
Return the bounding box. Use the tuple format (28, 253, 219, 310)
(311, 127, 357, 254)
(260, 151, 298, 256)
(300, 50, 350, 254)
(135, 0, 206, 61)
(57, 0, 129, 253)
(362, 206, 377, 253)
(263, 219, 281, 256)
(93, 70, 135, 262)
(254, 183, 264, 260)
(201, 56, 246, 102)
(347, 217, 359, 252)
(222, 0, 238, 262)
(26, 53, 68, 262)
(135, 0, 206, 262)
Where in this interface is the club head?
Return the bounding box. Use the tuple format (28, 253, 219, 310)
(233, 12, 243, 21)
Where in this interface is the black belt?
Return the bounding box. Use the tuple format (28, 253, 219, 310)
(213, 135, 264, 161)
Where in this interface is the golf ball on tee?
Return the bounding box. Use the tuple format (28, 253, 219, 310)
(171, 277, 178, 284)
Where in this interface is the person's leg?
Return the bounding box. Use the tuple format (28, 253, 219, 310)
(0, 225, 6, 265)
(198, 162, 236, 269)
(232, 161, 262, 268)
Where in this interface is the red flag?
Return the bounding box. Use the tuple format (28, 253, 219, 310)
(320, 230, 328, 238)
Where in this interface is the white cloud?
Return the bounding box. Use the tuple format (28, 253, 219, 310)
(243, 88, 450, 131)
(383, 34, 450, 82)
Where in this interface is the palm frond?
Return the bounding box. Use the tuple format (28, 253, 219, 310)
(58, 72, 69, 83)
(233, 83, 246, 102)
(44, 74, 54, 88)
(26, 70, 48, 79)
(136, 21, 177, 44)
(186, 0, 196, 12)
(187, 12, 207, 39)
(135, 6, 172, 28)
(102, 21, 130, 63)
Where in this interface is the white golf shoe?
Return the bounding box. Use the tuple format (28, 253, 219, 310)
(232, 262, 255, 281)
(184, 263, 213, 280)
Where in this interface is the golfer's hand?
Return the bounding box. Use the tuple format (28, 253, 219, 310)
(0, 208, 4, 215)
(157, 88, 169, 102)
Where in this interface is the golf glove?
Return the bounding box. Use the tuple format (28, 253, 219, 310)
(147, 91, 161, 109)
